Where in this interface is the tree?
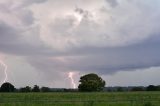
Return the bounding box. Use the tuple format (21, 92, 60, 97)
(32, 85, 40, 92)
(19, 86, 31, 92)
(146, 85, 157, 91)
(0, 82, 15, 92)
(131, 87, 144, 91)
(78, 73, 105, 92)
(157, 85, 160, 91)
(41, 87, 51, 92)
(117, 87, 123, 92)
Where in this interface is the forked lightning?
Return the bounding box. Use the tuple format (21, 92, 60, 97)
(68, 72, 76, 89)
(0, 60, 8, 83)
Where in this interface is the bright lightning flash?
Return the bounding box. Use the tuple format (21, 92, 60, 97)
(0, 60, 8, 83)
(68, 72, 76, 89)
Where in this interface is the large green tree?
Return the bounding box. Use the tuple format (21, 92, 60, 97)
(78, 73, 105, 92)
(0, 82, 15, 92)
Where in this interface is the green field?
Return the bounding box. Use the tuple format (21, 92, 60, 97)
(0, 92, 160, 106)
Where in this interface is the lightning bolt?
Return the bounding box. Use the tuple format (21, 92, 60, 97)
(68, 72, 76, 89)
(0, 60, 8, 83)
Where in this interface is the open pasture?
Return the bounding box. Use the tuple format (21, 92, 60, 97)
(0, 92, 160, 106)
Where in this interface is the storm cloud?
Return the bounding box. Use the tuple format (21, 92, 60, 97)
(0, 0, 160, 87)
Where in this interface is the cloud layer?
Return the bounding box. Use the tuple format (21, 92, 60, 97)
(0, 0, 160, 87)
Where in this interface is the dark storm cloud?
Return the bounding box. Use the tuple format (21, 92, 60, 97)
(0, 0, 160, 77)
(0, 0, 160, 87)
(25, 0, 48, 4)
(106, 0, 118, 7)
(0, 22, 26, 54)
(0, 2, 35, 26)
(75, 36, 160, 74)
(27, 34, 160, 75)
(0, 22, 56, 56)
(14, 0, 48, 7)
(0, 22, 19, 43)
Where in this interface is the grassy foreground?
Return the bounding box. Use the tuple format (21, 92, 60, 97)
(0, 92, 160, 106)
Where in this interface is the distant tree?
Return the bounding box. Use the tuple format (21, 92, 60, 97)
(117, 87, 123, 92)
(131, 87, 144, 91)
(157, 85, 160, 91)
(41, 87, 50, 92)
(25, 86, 32, 92)
(78, 73, 105, 92)
(0, 82, 15, 92)
(19, 86, 31, 92)
(146, 85, 157, 91)
(32, 85, 40, 92)
(63, 88, 78, 92)
(19, 88, 26, 92)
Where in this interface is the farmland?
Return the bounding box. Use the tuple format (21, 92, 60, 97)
(0, 92, 160, 106)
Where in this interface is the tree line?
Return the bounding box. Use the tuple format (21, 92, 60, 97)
(0, 73, 160, 92)
(0, 73, 105, 92)
(104, 85, 160, 92)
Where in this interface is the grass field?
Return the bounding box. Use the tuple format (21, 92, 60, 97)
(0, 92, 160, 106)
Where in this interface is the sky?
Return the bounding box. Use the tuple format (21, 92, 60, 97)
(0, 0, 160, 88)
